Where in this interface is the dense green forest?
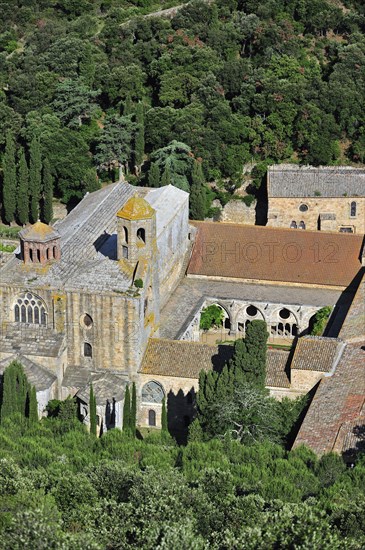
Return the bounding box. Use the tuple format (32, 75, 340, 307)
(1, 413, 365, 548)
(0, 0, 365, 223)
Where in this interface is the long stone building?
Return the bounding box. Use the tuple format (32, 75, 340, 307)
(267, 165, 365, 233)
(0, 178, 364, 454)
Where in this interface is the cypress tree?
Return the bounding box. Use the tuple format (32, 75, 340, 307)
(0, 361, 28, 422)
(3, 132, 17, 224)
(161, 164, 171, 186)
(161, 397, 168, 432)
(123, 94, 133, 116)
(29, 136, 42, 223)
(28, 386, 38, 422)
(89, 383, 97, 436)
(190, 160, 206, 220)
(134, 103, 145, 174)
(130, 382, 137, 436)
(123, 384, 131, 433)
(148, 162, 160, 188)
(17, 147, 29, 225)
(41, 158, 53, 224)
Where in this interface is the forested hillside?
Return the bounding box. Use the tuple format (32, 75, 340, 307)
(0, 0, 364, 220)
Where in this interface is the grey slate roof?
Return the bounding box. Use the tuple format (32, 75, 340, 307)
(268, 165, 365, 198)
(0, 181, 135, 290)
(0, 324, 66, 357)
(291, 336, 345, 373)
(0, 355, 57, 391)
(145, 185, 189, 237)
(77, 372, 126, 405)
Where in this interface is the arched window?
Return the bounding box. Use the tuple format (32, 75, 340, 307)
(46, 248, 50, 260)
(84, 342, 92, 357)
(53, 246, 57, 258)
(350, 201, 357, 217)
(137, 227, 146, 243)
(123, 226, 128, 244)
(29, 249, 33, 262)
(36, 249, 41, 263)
(299, 221, 306, 230)
(142, 381, 165, 403)
(290, 221, 297, 229)
(14, 293, 47, 325)
(148, 409, 156, 427)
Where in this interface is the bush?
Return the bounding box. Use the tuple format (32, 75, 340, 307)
(199, 305, 224, 330)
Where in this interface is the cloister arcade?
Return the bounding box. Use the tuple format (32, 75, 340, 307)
(180, 298, 321, 344)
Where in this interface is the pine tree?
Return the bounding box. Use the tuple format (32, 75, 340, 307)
(130, 382, 137, 436)
(134, 103, 145, 174)
(3, 132, 17, 224)
(17, 147, 29, 225)
(29, 136, 42, 223)
(161, 397, 168, 432)
(190, 160, 206, 220)
(123, 385, 131, 433)
(89, 383, 97, 436)
(148, 162, 160, 188)
(41, 158, 53, 224)
(28, 386, 38, 422)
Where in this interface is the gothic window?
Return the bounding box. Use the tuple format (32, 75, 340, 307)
(137, 227, 146, 243)
(148, 409, 156, 426)
(14, 293, 47, 325)
(142, 381, 165, 403)
(299, 221, 306, 229)
(84, 342, 92, 357)
(36, 249, 41, 262)
(290, 221, 297, 229)
(350, 201, 357, 217)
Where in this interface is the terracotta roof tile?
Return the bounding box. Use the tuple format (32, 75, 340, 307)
(141, 338, 290, 389)
(293, 342, 365, 456)
(188, 222, 364, 288)
(291, 336, 345, 373)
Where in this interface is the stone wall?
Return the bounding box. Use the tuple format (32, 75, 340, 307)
(218, 199, 256, 225)
(268, 197, 365, 233)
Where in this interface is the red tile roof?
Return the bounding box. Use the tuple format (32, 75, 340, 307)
(188, 222, 364, 288)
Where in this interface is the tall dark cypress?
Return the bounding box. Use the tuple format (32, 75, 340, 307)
(3, 132, 17, 224)
(17, 147, 29, 226)
(123, 385, 131, 433)
(161, 397, 168, 433)
(190, 160, 206, 220)
(41, 158, 53, 224)
(89, 383, 97, 436)
(148, 162, 160, 188)
(0, 361, 28, 422)
(28, 386, 38, 423)
(134, 103, 145, 174)
(29, 136, 42, 223)
(130, 382, 137, 436)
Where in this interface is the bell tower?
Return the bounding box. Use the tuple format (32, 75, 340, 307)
(19, 221, 61, 265)
(116, 195, 156, 264)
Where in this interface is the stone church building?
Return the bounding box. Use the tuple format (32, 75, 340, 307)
(267, 165, 365, 233)
(0, 176, 364, 453)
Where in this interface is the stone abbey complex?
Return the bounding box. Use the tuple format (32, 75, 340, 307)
(0, 165, 364, 457)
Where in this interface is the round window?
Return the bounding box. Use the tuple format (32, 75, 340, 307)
(246, 305, 258, 317)
(299, 204, 308, 212)
(279, 308, 291, 320)
(81, 314, 93, 329)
